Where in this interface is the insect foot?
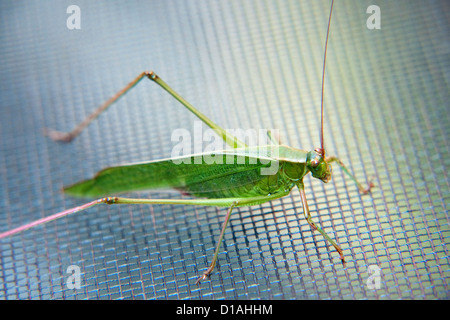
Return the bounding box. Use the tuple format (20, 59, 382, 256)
(195, 272, 211, 286)
(43, 127, 76, 143)
(361, 179, 375, 194)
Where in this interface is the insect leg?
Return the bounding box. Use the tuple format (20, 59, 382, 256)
(1, 192, 291, 283)
(44, 72, 150, 142)
(0, 198, 109, 239)
(45, 71, 247, 148)
(0, 193, 287, 239)
(119, 194, 288, 283)
(0, 197, 238, 240)
(326, 156, 374, 194)
(148, 72, 246, 148)
(193, 191, 290, 284)
(195, 202, 237, 285)
(296, 182, 346, 265)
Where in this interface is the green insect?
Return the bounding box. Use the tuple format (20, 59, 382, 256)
(0, 0, 372, 284)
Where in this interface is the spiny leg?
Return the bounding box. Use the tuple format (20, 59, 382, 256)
(44, 71, 246, 148)
(0, 192, 289, 283)
(296, 182, 346, 266)
(0, 198, 111, 239)
(195, 190, 292, 284)
(195, 202, 237, 285)
(44, 72, 149, 142)
(0, 196, 246, 240)
(326, 156, 374, 194)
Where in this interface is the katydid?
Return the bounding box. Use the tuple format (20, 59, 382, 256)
(0, 0, 373, 284)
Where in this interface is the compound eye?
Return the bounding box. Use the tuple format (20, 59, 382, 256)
(311, 158, 320, 168)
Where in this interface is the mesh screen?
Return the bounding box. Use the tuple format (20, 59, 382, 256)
(0, 0, 448, 299)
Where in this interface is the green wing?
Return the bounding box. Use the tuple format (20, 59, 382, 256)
(65, 148, 269, 198)
(64, 145, 307, 198)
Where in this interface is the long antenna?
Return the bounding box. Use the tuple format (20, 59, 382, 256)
(319, 0, 334, 156)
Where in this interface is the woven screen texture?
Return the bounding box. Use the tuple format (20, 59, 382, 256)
(0, 0, 448, 299)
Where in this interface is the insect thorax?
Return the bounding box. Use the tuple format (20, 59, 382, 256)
(248, 161, 309, 197)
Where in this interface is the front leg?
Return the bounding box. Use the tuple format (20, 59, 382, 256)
(326, 156, 374, 194)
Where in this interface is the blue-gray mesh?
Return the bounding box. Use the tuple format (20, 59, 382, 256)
(0, 0, 448, 299)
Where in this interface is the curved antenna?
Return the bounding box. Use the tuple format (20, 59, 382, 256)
(319, 0, 334, 157)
